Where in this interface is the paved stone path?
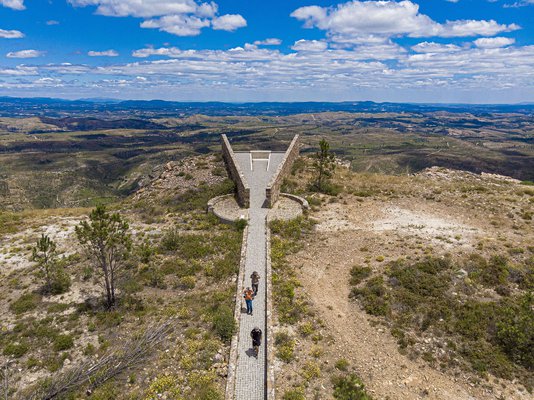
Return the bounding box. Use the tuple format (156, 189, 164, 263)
(232, 152, 284, 400)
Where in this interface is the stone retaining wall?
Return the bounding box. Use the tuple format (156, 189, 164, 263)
(265, 224, 275, 400)
(222, 134, 250, 208)
(225, 225, 249, 400)
(266, 135, 300, 208)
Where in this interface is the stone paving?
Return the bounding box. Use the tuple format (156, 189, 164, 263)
(232, 152, 283, 400)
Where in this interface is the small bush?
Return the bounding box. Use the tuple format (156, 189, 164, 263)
(275, 331, 295, 363)
(212, 305, 235, 342)
(179, 275, 196, 289)
(350, 276, 389, 316)
(235, 218, 248, 231)
(350, 265, 372, 286)
(332, 374, 372, 400)
(301, 360, 321, 381)
(4, 342, 29, 358)
(282, 388, 305, 400)
(10, 292, 40, 314)
(53, 334, 74, 351)
(335, 358, 350, 371)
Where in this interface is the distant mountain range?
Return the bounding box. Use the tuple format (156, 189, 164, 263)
(0, 96, 533, 117)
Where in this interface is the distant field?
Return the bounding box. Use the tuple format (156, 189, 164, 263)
(0, 111, 532, 210)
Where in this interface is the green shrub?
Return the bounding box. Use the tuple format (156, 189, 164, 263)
(282, 388, 305, 400)
(49, 268, 71, 295)
(335, 358, 350, 371)
(235, 218, 247, 231)
(301, 361, 321, 381)
(212, 305, 235, 342)
(275, 331, 295, 363)
(495, 293, 534, 369)
(350, 265, 372, 286)
(53, 334, 74, 351)
(179, 275, 196, 289)
(332, 374, 372, 400)
(4, 342, 29, 358)
(350, 276, 389, 316)
(10, 292, 40, 314)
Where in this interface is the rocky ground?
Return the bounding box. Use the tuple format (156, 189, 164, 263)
(274, 166, 533, 399)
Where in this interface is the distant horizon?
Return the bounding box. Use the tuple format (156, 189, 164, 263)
(1, 95, 533, 107)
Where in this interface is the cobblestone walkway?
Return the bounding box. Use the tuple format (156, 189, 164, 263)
(232, 152, 284, 400)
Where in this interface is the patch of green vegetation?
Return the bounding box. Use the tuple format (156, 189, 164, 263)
(350, 255, 534, 388)
(350, 276, 389, 317)
(282, 388, 306, 400)
(9, 292, 41, 315)
(53, 334, 74, 351)
(332, 374, 372, 400)
(4, 342, 29, 358)
(349, 265, 372, 286)
(275, 331, 296, 363)
(270, 217, 315, 324)
(212, 305, 235, 342)
(165, 179, 234, 212)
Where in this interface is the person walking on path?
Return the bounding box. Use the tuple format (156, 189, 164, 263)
(251, 327, 262, 358)
(251, 271, 260, 296)
(243, 287, 254, 315)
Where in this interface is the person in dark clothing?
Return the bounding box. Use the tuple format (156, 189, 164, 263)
(251, 271, 260, 296)
(250, 327, 262, 357)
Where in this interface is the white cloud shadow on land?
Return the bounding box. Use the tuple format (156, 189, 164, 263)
(68, 0, 246, 36)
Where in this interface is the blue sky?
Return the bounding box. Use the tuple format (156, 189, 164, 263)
(0, 0, 533, 103)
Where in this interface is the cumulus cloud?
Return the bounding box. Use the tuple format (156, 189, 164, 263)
(212, 14, 247, 31)
(0, 0, 25, 10)
(412, 41, 463, 53)
(253, 38, 282, 46)
(68, 0, 246, 36)
(88, 49, 119, 56)
(291, 39, 328, 52)
(6, 49, 44, 58)
(0, 28, 24, 38)
(474, 37, 515, 48)
(291, 0, 520, 41)
(132, 47, 183, 58)
(0, 65, 37, 75)
(141, 15, 210, 36)
(68, 0, 205, 18)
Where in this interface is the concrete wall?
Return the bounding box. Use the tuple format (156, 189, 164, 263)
(266, 135, 300, 208)
(221, 134, 250, 208)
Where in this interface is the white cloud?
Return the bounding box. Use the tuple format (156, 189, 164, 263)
(68, 0, 204, 18)
(132, 47, 183, 58)
(0, 65, 38, 75)
(212, 14, 247, 31)
(504, 0, 534, 7)
(46, 20, 60, 25)
(291, 1, 520, 41)
(474, 37, 515, 48)
(0, 0, 25, 10)
(291, 39, 328, 52)
(6, 49, 44, 58)
(141, 15, 210, 36)
(0, 28, 24, 38)
(253, 38, 282, 46)
(412, 42, 463, 53)
(68, 0, 246, 36)
(88, 49, 119, 56)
